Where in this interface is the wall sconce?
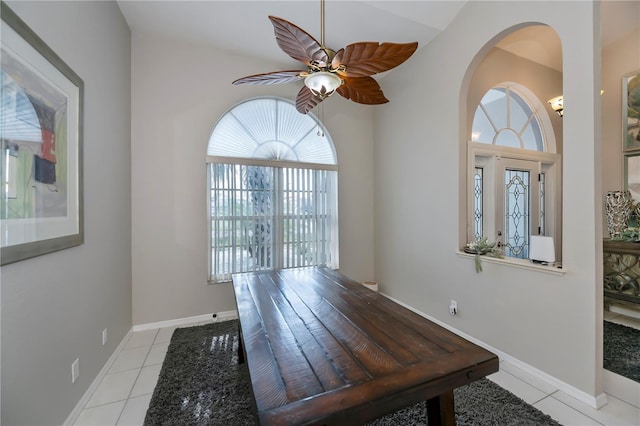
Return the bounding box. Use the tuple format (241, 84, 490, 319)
(547, 96, 563, 117)
(547, 91, 603, 118)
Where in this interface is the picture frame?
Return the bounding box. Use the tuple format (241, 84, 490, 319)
(1, 2, 83, 265)
(623, 70, 640, 152)
(624, 152, 640, 202)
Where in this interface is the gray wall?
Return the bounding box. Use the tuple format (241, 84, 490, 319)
(602, 23, 640, 225)
(1, 0, 632, 422)
(130, 32, 376, 325)
(468, 46, 563, 153)
(1, 2, 132, 424)
(374, 0, 603, 400)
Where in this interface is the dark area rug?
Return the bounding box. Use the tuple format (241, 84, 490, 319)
(145, 320, 561, 426)
(144, 320, 254, 425)
(604, 320, 640, 383)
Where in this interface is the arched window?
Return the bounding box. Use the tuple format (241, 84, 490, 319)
(471, 87, 545, 151)
(469, 83, 560, 261)
(207, 97, 338, 282)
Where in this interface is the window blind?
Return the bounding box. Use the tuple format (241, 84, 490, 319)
(208, 162, 337, 282)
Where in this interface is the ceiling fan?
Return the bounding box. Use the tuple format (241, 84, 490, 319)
(232, 0, 418, 114)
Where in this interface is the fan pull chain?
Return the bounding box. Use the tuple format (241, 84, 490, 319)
(316, 104, 325, 137)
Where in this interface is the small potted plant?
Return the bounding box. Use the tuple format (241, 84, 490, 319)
(611, 226, 640, 242)
(464, 237, 503, 273)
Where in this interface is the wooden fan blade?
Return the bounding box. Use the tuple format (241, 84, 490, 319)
(338, 42, 418, 77)
(336, 76, 388, 105)
(232, 70, 307, 85)
(296, 85, 324, 114)
(331, 48, 344, 70)
(269, 16, 328, 67)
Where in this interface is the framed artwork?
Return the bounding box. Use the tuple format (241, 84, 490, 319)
(1, 2, 83, 265)
(624, 153, 640, 201)
(623, 71, 640, 151)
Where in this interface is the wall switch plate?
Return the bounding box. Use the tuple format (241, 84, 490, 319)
(102, 328, 108, 346)
(449, 300, 458, 316)
(72, 358, 80, 383)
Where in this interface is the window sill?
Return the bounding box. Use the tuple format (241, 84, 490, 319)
(456, 251, 566, 275)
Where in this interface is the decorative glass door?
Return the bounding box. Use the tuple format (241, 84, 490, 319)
(497, 158, 541, 259)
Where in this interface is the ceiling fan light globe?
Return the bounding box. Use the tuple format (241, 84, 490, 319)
(305, 72, 342, 99)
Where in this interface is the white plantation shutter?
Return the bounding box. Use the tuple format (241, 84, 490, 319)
(207, 98, 338, 282)
(281, 167, 336, 269)
(208, 97, 336, 164)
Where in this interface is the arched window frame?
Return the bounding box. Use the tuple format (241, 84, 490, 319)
(206, 97, 339, 283)
(467, 83, 562, 263)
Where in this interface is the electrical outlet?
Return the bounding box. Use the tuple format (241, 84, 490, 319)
(449, 300, 458, 316)
(102, 328, 108, 346)
(72, 358, 80, 383)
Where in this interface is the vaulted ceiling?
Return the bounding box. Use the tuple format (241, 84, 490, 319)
(117, 1, 638, 75)
(117, 1, 466, 65)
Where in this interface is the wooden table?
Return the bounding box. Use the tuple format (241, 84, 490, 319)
(232, 267, 498, 426)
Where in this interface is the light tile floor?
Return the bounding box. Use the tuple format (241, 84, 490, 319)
(72, 318, 216, 426)
(72, 316, 640, 426)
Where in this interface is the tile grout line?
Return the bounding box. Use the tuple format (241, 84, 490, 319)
(109, 322, 200, 425)
(498, 365, 609, 425)
(112, 329, 158, 426)
(77, 316, 638, 426)
(541, 391, 609, 426)
(499, 364, 559, 397)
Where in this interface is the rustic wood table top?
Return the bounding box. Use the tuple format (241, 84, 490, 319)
(232, 267, 498, 426)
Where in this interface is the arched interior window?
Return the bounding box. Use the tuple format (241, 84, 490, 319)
(469, 83, 561, 262)
(207, 98, 339, 282)
(472, 87, 544, 151)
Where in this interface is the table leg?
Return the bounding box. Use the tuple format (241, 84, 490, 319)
(426, 390, 455, 426)
(237, 325, 245, 364)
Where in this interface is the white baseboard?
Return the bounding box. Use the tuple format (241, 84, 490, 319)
(132, 310, 238, 332)
(64, 301, 610, 424)
(381, 292, 608, 410)
(604, 369, 640, 408)
(63, 328, 133, 426)
(494, 344, 608, 409)
(64, 310, 238, 425)
(609, 302, 640, 320)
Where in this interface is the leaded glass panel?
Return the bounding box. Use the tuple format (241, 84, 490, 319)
(504, 169, 530, 259)
(474, 167, 483, 240)
(540, 172, 546, 235)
